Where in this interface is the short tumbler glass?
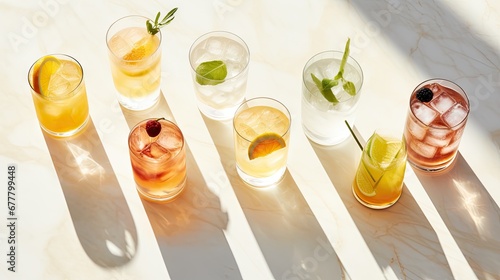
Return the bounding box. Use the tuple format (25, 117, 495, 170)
(233, 97, 291, 187)
(189, 31, 250, 120)
(128, 118, 187, 203)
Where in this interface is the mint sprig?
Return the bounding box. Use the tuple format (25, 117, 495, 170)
(311, 38, 356, 104)
(146, 7, 178, 35)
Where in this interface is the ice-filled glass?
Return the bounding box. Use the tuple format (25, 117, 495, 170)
(28, 54, 89, 137)
(302, 49, 363, 145)
(189, 31, 250, 120)
(128, 118, 186, 203)
(352, 131, 407, 209)
(404, 79, 469, 172)
(107, 15, 162, 110)
(233, 98, 291, 187)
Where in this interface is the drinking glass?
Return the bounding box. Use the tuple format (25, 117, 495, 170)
(233, 97, 291, 187)
(128, 118, 186, 202)
(403, 79, 470, 172)
(106, 15, 162, 111)
(352, 130, 407, 209)
(302, 50, 363, 145)
(28, 54, 89, 137)
(189, 31, 250, 120)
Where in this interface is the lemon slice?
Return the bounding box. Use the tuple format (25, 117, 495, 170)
(356, 162, 376, 197)
(35, 56, 61, 96)
(368, 133, 403, 168)
(248, 132, 286, 160)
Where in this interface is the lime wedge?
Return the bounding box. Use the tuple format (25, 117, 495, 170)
(356, 162, 376, 197)
(368, 133, 403, 168)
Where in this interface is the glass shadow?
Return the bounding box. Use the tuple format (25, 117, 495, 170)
(43, 118, 137, 267)
(203, 115, 346, 279)
(121, 93, 242, 279)
(310, 136, 453, 279)
(414, 152, 500, 279)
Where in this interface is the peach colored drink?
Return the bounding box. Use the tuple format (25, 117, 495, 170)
(128, 118, 186, 202)
(404, 79, 469, 171)
(107, 16, 161, 110)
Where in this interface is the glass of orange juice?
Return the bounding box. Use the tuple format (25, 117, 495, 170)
(233, 97, 291, 187)
(352, 130, 407, 209)
(128, 118, 187, 203)
(106, 15, 162, 111)
(28, 54, 89, 137)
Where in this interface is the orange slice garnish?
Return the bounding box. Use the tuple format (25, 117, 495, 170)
(248, 132, 286, 160)
(33, 56, 61, 95)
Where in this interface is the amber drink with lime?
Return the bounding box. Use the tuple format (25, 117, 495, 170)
(233, 97, 291, 187)
(353, 131, 407, 209)
(107, 16, 162, 110)
(28, 54, 89, 137)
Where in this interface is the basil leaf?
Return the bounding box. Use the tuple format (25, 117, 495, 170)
(195, 60, 227, 86)
(311, 73, 339, 104)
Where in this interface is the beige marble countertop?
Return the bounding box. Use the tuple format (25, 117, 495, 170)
(1, 0, 499, 279)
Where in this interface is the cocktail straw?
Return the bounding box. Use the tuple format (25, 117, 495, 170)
(344, 120, 364, 151)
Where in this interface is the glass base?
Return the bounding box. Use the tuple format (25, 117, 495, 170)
(197, 100, 241, 121)
(352, 186, 402, 210)
(40, 115, 90, 138)
(136, 176, 186, 203)
(236, 165, 286, 188)
(302, 124, 349, 146)
(117, 87, 160, 111)
(407, 154, 457, 173)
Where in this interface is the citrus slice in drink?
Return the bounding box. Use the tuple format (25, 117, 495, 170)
(35, 55, 61, 96)
(368, 133, 403, 168)
(248, 132, 286, 160)
(355, 162, 376, 197)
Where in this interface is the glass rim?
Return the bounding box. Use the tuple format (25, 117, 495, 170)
(233, 97, 291, 142)
(302, 50, 364, 103)
(365, 132, 407, 168)
(188, 30, 250, 82)
(128, 118, 185, 163)
(106, 15, 162, 62)
(409, 78, 470, 130)
(28, 53, 84, 100)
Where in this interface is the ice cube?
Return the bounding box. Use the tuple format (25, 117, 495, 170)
(407, 120, 427, 140)
(440, 138, 461, 154)
(442, 103, 468, 128)
(205, 37, 223, 56)
(141, 142, 171, 160)
(412, 102, 438, 125)
(424, 135, 451, 147)
(427, 127, 451, 139)
(430, 93, 456, 113)
(109, 27, 147, 58)
(156, 127, 183, 152)
(410, 140, 437, 158)
(130, 126, 150, 152)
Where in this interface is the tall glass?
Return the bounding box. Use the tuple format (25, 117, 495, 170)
(353, 131, 407, 209)
(403, 79, 470, 172)
(28, 54, 89, 137)
(233, 97, 291, 187)
(189, 31, 250, 120)
(106, 15, 162, 111)
(302, 51, 363, 145)
(128, 118, 186, 203)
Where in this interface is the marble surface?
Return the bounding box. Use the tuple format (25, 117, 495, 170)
(1, 0, 500, 279)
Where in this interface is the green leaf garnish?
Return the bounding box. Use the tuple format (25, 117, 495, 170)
(311, 73, 339, 103)
(311, 38, 357, 103)
(147, 7, 178, 35)
(195, 60, 227, 86)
